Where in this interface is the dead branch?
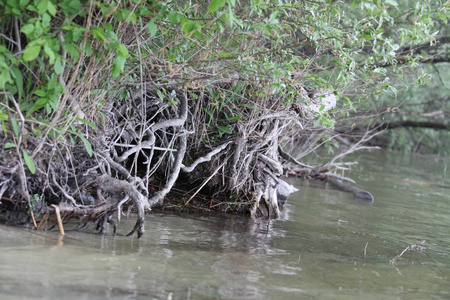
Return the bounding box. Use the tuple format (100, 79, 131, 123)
(326, 177, 374, 202)
(181, 141, 231, 173)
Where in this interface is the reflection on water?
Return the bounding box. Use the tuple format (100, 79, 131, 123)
(1, 150, 450, 299)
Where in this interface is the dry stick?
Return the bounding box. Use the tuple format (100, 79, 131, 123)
(51, 204, 65, 236)
(363, 242, 368, 265)
(117, 194, 130, 222)
(12, 16, 21, 52)
(116, 138, 155, 162)
(185, 160, 227, 205)
(181, 141, 231, 173)
(37, 213, 49, 230)
(113, 143, 177, 152)
(51, 174, 78, 206)
(278, 146, 316, 169)
(390, 246, 411, 265)
(322, 172, 356, 183)
(327, 126, 384, 167)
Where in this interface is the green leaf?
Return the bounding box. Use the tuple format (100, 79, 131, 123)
(23, 44, 41, 61)
(181, 17, 201, 37)
(67, 128, 93, 156)
(78, 134, 93, 157)
(22, 148, 36, 174)
(216, 125, 232, 134)
(0, 111, 8, 121)
(116, 43, 129, 58)
(21, 24, 35, 37)
(4, 142, 15, 149)
(34, 89, 47, 97)
(112, 56, 126, 78)
(42, 12, 51, 27)
(0, 71, 11, 88)
(91, 27, 106, 41)
(47, 1, 56, 15)
(68, 0, 82, 12)
(75, 117, 98, 130)
(35, 0, 49, 15)
(34, 97, 49, 108)
(209, 0, 227, 13)
(127, 11, 137, 24)
(147, 20, 157, 36)
(156, 89, 165, 101)
(168, 11, 181, 24)
(54, 58, 63, 74)
(11, 67, 23, 101)
(43, 45, 55, 64)
(65, 43, 79, 62)
(11, 117, 19, 137)
(19, 0, 30, 9)
(85, 41, 93, 57)
(385, 0, 398, 7)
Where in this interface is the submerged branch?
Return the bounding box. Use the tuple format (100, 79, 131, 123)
(326, 177, 374, 202)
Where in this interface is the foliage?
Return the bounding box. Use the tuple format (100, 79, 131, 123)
(370, 63, 450, 155)
(342, 0, 450, 155)
(1, 0, 447, 132)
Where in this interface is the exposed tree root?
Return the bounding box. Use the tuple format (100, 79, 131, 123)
(0, 25, 378, 238)
(0, 81, 378, 238)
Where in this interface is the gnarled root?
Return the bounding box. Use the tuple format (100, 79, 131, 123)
(96, 174, 150, 238)
(251, 164, 299, 218)
(42, 174, 150, 238)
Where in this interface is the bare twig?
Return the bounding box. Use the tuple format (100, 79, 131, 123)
(363, 242, 368, 265)
(185, 160, 227, 205)
(390, 246, 411, 265)
(181, 141, 231, 173)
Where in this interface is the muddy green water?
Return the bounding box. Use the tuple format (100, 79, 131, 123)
(1, 150, 450, 300)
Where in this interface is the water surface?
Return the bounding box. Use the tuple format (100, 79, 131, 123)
(1, 150, 449, 299)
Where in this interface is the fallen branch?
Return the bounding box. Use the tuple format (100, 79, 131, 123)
(389, 244, 427, 265)
(326, 177, 374, 202)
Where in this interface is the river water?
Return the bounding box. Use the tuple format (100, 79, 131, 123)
(1, 150, 450, 300)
